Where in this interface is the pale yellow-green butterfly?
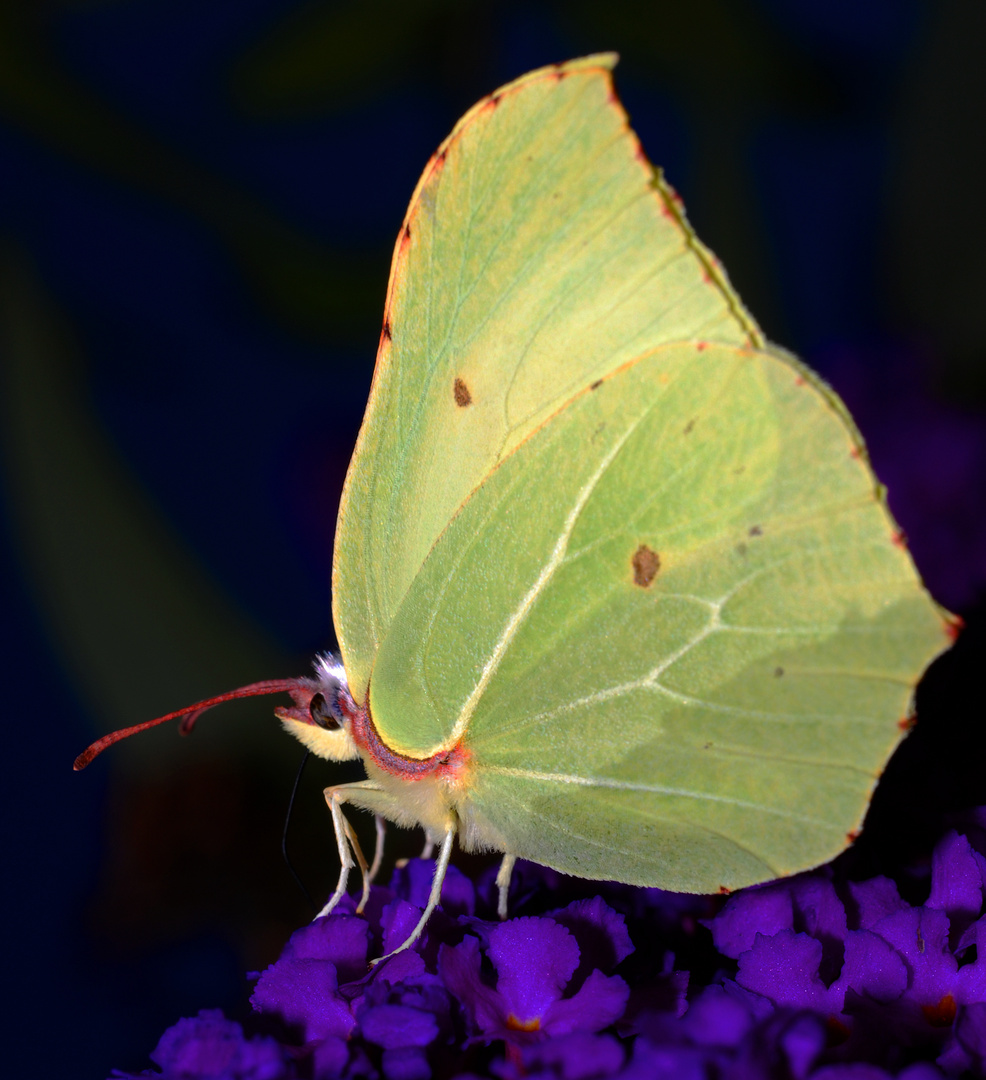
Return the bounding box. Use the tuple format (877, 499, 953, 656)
(76, 54, 953, 960)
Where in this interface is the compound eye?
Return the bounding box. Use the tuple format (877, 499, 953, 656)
(309, 692, 342, 730)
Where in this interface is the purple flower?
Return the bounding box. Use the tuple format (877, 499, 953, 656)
(705, 824, 986, 1049)
(114, 809, 986, 1079)
(440, 913, 629, 1043)
(249, 918, 358, 1043)
(494, 1032, 626, 1080)
(550, 896, 634, 979)
(354, 969, 452, 1050)
(847, 876, 909, 929)
(390, 857, 476, 918)
(734, 928, 845, 1014)
(937, 1001, 986, 1076)
(707, 873, 847, 979)
(613, 1037, 709, 1080)
(621, 1005, 828, 1080)
(111, 1010, 288, 1079)
(926, 830, 986, 943)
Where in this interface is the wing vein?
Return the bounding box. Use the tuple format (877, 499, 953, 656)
(449, 418, 645, 742)
(481, 764, 843, 829)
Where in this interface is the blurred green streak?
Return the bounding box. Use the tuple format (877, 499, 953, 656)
(0, 250, 288, 773)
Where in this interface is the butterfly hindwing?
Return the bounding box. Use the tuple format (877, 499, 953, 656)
(368, 342, 949, 890)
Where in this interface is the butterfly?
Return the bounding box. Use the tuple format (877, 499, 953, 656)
(76, 54, 952, 961)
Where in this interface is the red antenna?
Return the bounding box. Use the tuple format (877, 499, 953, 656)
(73, 679, 306, 771)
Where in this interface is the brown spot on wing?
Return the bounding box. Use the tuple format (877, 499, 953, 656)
(749, 525, 763, 537)
(453, 378, 472, 407)
(632, 545, 660, 587)
(774, 667, 784, 678)
(426, 150, 447, 184)
(590, 379, 603, 390)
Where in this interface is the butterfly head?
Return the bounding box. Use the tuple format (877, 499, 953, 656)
(275, 653, 362, 762)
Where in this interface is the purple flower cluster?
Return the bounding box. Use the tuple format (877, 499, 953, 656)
(112, 818, 986, 1080)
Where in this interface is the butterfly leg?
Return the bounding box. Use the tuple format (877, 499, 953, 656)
(344, 816, 373, 914)
(371, 820, 456, 965)
(368, 815, 387, 883)
(316, 784, 370, 919)
(496, 854, 517, 919)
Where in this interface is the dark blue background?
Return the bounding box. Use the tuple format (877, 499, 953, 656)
(2, 2, 985, 1076)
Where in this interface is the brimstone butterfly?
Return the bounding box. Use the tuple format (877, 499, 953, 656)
(76, 54, 954, 960)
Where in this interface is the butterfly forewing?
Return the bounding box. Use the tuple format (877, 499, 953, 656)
(333, 54, 761, 701)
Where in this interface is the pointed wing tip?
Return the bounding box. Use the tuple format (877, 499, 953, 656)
(491, 53, 620, 101)
(561, 52, 620, 72)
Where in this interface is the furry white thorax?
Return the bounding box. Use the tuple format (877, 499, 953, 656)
(313, 652, 348, 689)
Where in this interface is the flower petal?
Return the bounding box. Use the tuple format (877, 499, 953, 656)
(927, 830, 986, 941)
(848, 877, 908, 930)
(540, 970, 630, 1036)
(438, 936, 507, 1037)
(838, 929, 908, 1004)
(489, 917, 580, 1023)
(705, 883, 794, 958)
(148, 1009, 287, 1079)
(359, 1003, 439, 1049)
(680, 984, 756, 1048)
(550, 897, 634, 976)
(736, 930, 841, 1013)
(520, 1032, 625, 1080)
(250, 959, 354, 1043)
(391, 858, 476, 917)
(278, 914, 369, 984)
